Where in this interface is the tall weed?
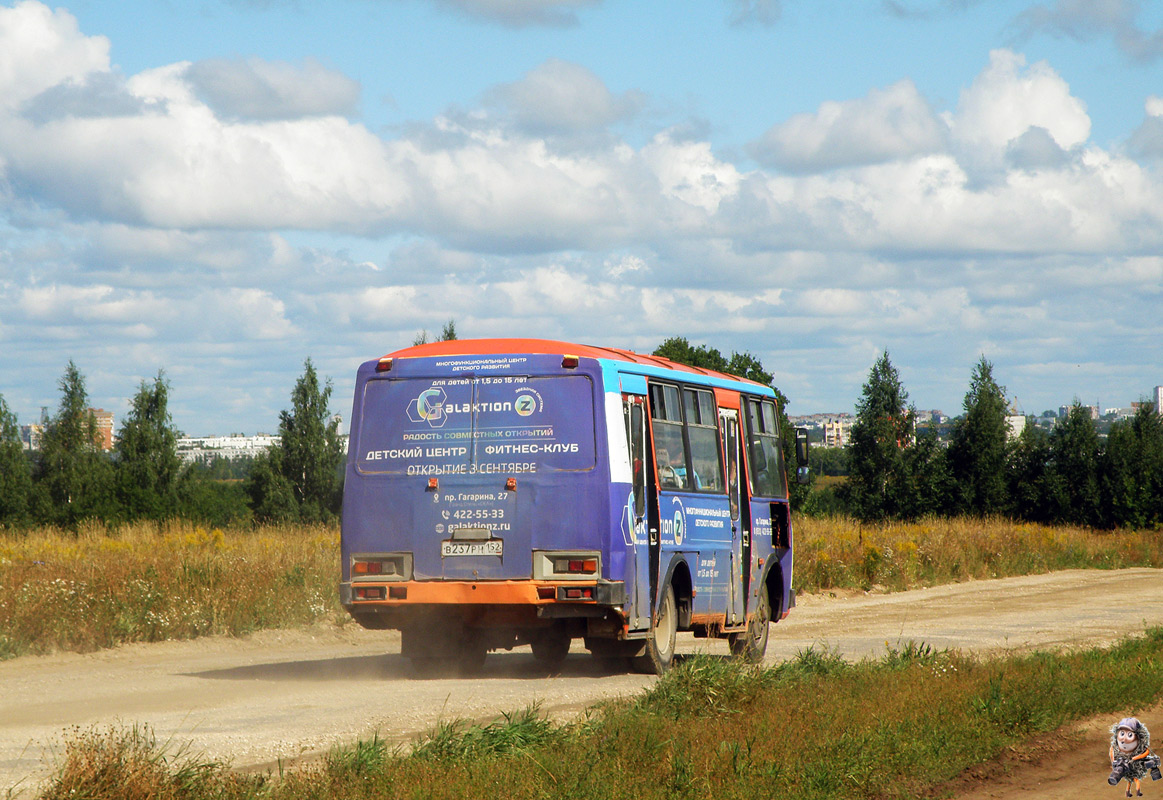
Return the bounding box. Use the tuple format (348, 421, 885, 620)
(0, 521, 340, 658)
(795, 515, 1163, 592)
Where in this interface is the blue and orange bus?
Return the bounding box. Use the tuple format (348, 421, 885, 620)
(340, 339, 808, 673)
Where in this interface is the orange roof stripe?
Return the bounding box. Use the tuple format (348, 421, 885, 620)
(384, 338, 766, 387)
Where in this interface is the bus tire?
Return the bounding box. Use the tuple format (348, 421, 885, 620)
(457, 637, 488, 674)
(728, 588, 770, 663)
(531, 628, 571, 665)
(631, 585, 677, 674)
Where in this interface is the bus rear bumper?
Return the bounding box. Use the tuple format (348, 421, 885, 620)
(340, 579, 626, 609)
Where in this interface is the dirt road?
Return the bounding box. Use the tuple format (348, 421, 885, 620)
(4, 567, 1163, 797)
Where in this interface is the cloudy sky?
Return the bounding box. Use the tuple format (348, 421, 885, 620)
(2, 0, 1162, 435)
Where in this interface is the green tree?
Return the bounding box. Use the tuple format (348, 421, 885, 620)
(1132, 404, 1163, 525)
(652, 337, 808, 508)
(32, 361, 114, 527)
(0, 393, 32, 527)
(248, 359, 345, 523)
(842, 352, 918, 521)
(1100, 405, 1163, 529)
(412, 318, 459, 346)
(114, 372, 183, 521)
(1049, 404, 1102, 527)
(947, 357, 1010, 516)
(245, 449, 299, 523)
(654, 337, 731, 373)
(808, 446, 849, 477)
(901, 427, 954, 519)
(1006, 424, 1058, 523)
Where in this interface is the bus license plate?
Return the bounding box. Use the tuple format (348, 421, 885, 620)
(441, 539, 503, 557)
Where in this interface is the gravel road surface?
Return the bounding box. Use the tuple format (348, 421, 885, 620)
(4, 567, 1163, 796)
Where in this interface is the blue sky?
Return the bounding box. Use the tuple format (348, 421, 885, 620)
(2, 0, 1163, 435)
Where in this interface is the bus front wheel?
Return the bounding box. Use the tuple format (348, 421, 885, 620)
(632, 585, 677, 674)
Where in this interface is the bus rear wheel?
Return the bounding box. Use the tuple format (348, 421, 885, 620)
(632, 585, 677, 674)
(531, 627, 571, 665)
(728, 589, 770, 663)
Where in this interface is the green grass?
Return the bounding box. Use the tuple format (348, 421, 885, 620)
(34, 627, 1163, 800)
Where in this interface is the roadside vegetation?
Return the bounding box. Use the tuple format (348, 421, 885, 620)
(0, 522, 340, 660)
(795, 515, 1163, 592)
(35, 628, 1163, 800)
(4, 516, 1163, 661)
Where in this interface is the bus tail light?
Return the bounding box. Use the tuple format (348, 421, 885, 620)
(558, 558, 598, 574)
(428, 477, 439, 491)
(375, 357, 393, 372)
(505, 477, 517, 491)
(561, 354, 579, 368)
(533, 551, 601, 580)
(355, 586, 385, 600)
(353, 560, 383, 575)
(351, 554, 412, 581)
(560, 586, 594, 600)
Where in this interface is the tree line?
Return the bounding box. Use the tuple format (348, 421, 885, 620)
(834, 353, 1163, 528)
(0, 322, 462, 531)
(0, 360, 345, 529)
(4, 338, 1159, 531)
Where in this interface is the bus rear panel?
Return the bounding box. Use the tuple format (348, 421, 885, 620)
(341, 350, 630, 663)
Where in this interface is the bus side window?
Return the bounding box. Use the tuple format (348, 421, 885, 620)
(650, 384, 689, 490)
(683, 388, 724, 492)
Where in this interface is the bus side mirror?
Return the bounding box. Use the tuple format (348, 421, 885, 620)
(795, 427, 810, 485)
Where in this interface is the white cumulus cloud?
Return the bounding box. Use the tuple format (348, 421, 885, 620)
(486, 59, 644, 135)
(185, 57, 361, 121)
(949, 49, 1090, 171)
(749, 79, 946, 172)
(0, 1, 109, 111)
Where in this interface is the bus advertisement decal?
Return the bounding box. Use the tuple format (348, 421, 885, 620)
(356, 374, 596, 475)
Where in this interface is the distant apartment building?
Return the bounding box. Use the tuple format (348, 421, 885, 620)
(1059, 405, 1100, 421)
(176, 433, 280, 465)
(823, 418, 849, 447)
(1155, 386, 1163, 414)
(19, 414, 110, 451)
(789, 413, 854, 448)
(19, 424, 43, 451)
(1005, 415, 1026, 441)
(91, 408, 114, 451)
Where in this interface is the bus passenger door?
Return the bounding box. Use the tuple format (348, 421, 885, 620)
(721, 409, 747, 624)
(623, 395, 651, 632)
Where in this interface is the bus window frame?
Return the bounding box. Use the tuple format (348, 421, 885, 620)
(741, 395, 788, 500)
(648, 380, 726, 495)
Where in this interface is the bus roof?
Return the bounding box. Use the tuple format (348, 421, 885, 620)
(384, 338, 770, 388)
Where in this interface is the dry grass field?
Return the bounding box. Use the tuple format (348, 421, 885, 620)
(2, 516, 1161, 659)
(794, 515, 1163, 592)
(0, 521, 340, 659)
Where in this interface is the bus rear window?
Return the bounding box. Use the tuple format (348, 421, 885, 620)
(356, 375, 596, 475)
